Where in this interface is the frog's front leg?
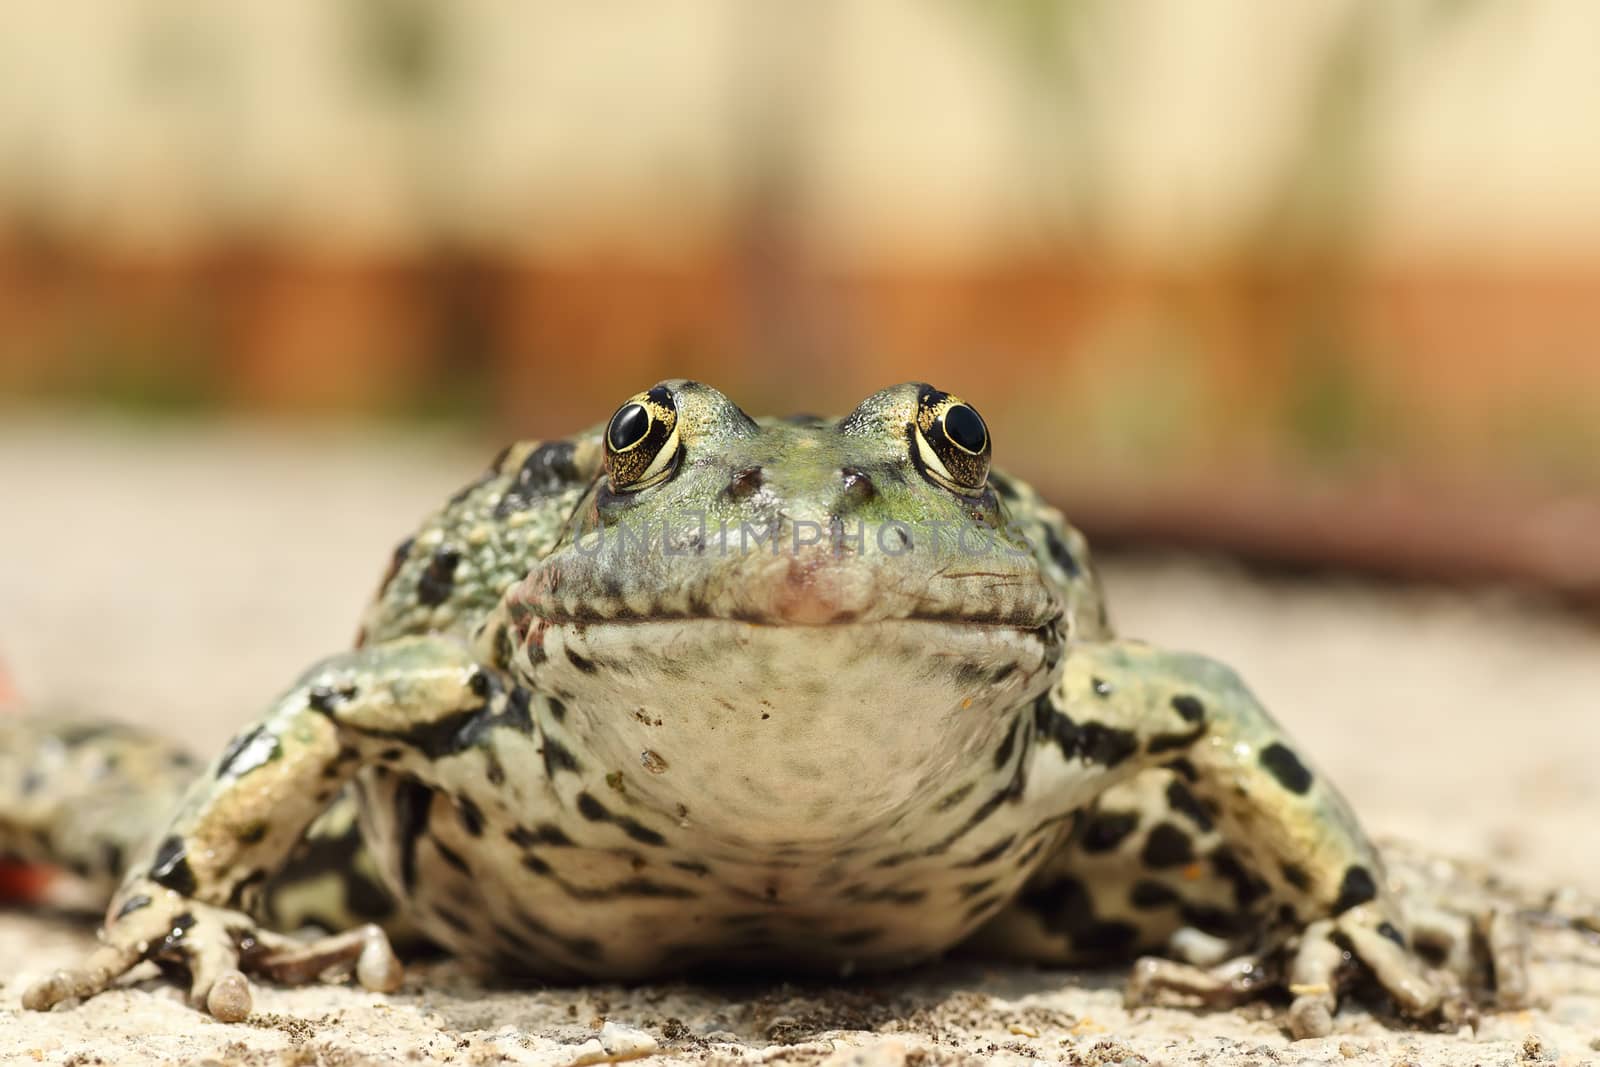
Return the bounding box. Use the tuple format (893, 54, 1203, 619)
(22, 635, 496, 1020)
(1031, 641, 1473, 1036)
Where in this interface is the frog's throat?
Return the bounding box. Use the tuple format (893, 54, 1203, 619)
(517, 618, 1057, 846)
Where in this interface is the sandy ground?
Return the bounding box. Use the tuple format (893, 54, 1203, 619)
(1, 414, 1598, 1066)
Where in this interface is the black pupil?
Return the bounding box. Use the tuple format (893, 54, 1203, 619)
(608, 404, 650, 450)
(943, 404, 987, 453)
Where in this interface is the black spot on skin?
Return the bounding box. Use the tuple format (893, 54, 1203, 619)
(1015, 837, 1048, 867)
(1129, 880, 1181, 910)
(228, 868, 268, 911)
(216, 724, 282, 779)
(1080, 810, 1140, 854)
(468, 670, 494, 698)
(434, 906, 473, 935)
(1164, 757, 1198, 782)
(935, 783, 975, 812)
(20, 770, 43, 796)
(456, 795, 485, 837)
(1091, 677, 1112, 698)
(958, 878, 997, 900)
(1139, 823, 1195, 869)
(1377, 920, 1406, 948)
(378, 747, 403, 762)
(1170, 695, 1205, 724)
(1164, 780, 1214, 832)
(726, 465, 764, 501)
(495, 442, 581, 518)
(492, 625, 514, 670)
(149, 835, 197, 896)
(502, 687, 534, 734)
(1333, 864, 1379, 914)
(485, 751, 506, 786)
(114, 893, 153, 920)
(1147, 723, 1205, 755)
(672, 859, 710, 877)
(582, 878, 696, 901)
(521, 853, 553, 876)
(160, 912, 197, 952)
(992, 719, 1019, 769)
(1078, 921, 1140, 953)
(954, 662, 989, 689)
(359, 703, 495, 763)
(1041, 527, 1081, 577)
(508, 823, 573, 848)
(565, 648, 599, 674)
(1281, 862, 1312, 892)
(433, 839, 471, 875)
(307, 684, 358, 716)
(1259, 742, 1314, 795)
(1211, 846, 1270, 908)
(1181, 904, 1251, 938)
(378, 537, 415, 597)
(1032, 693, 1138, 768)
(1020, 876, 1090, 926)
(962, 893, 1005, 922)
(614, 816, 666, 848)
(573, 791, 665, 846)
(417, 547, 462, 607)
(547, 697, 567, 723)
(393, 778, 433, 894)
(101, 841, 125, 878)
(236, 822, 268, 846)
(954, 835, 1015, 869)
(541, 736, 581, 779)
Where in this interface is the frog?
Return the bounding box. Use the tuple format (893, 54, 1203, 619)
(0, 380, 1532, 1039)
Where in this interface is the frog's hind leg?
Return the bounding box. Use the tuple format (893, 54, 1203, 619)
(0, 716, 200, 900)
(252, 790, 416, 947)
(967, 768, 1273, 976)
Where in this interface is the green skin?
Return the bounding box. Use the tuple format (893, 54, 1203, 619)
(0, 381, 1515, 1037)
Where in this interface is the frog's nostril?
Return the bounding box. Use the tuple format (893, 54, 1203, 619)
(727, 465, 764, 501)
(839, 467, 877, 507)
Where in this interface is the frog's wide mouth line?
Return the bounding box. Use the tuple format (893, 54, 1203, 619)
(528, 611, 1061, 633)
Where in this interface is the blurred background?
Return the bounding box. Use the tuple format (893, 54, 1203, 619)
(2, 0, 1600, 595)
(1, 1, 1599, 887)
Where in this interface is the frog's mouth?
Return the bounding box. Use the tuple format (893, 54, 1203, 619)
(511, 541, 1061, 631)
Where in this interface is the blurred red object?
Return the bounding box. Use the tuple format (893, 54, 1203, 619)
(0, 656, 56, 902)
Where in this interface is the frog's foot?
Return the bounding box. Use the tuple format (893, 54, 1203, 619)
(1126, 903, 1478, 1039)
(1282, 908, 1460, 1040)
(1124, 953, 1279, 1012)
(22, 881, 403, 1020)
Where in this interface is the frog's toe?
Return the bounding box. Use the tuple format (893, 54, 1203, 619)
(1124, 952, 1277, 1012)
(246, 922, 404, 993)
(21, 941, 143, 1012)
(1479, 906, 1533, 1010)
(204, 969, 253, 1022)
(1337, 904, 1444, 1017)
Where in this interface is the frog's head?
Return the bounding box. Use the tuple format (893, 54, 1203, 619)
(509, 381, 1065, 844)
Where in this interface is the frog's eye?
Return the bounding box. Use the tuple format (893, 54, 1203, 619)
(911, 386, 990, 494)
(603, 386, 681, 491)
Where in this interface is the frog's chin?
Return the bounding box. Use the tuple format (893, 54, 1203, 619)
(516, 617, 1057, 845)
